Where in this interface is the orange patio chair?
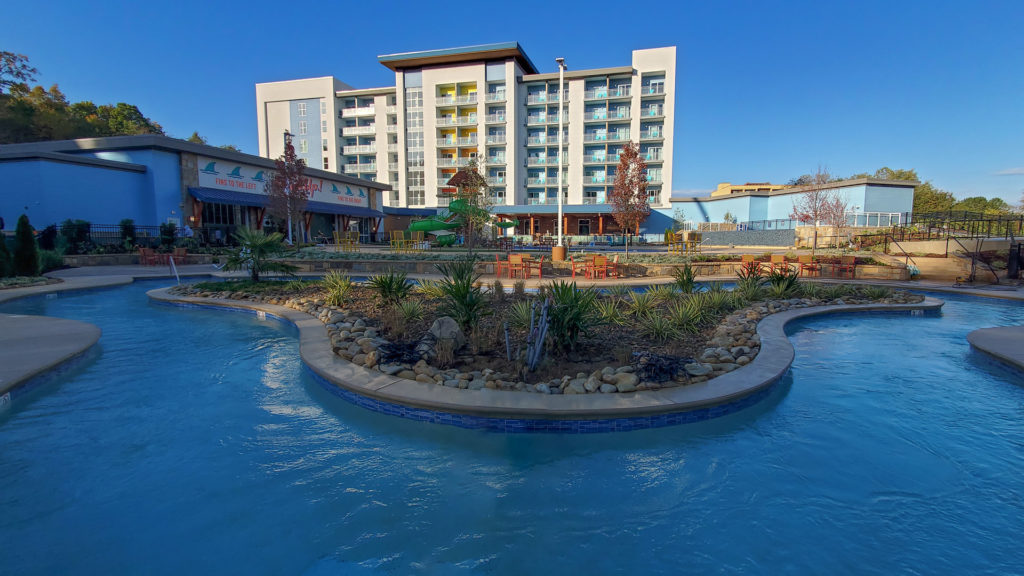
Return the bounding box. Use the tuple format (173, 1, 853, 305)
(507, 254, 526, 280)
(797, 254, 820, 277)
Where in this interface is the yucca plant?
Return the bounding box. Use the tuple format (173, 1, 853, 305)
(703, 289, 735, 314)
(512, 280, 526, 297)
(396, 300, 424, 323)
(491, 279, 505, 302)
(860, 285, 893, 300)
(546, 281, 601, 353)
(605, 284, 632, 299)
(705, 281, 727, 295)
(667, 299, 702, 333)
(671, 264, 698, 293)
(735, 260, 764, 293)
(322, 270, 354, 306)
(799, 282, 821, 299)
(640, 312, 680, 343)
(821, 284, 850, 301)
(414, 279, 446, 299)
(508, 300, 534, 329)
(595, 298, 627, 325)
(647, 283, 678, 303)
(368, 269, 412, 305)
(435, 257, 490, 330)
(626, 291, 657, 317)
(766, 268, 800, 299)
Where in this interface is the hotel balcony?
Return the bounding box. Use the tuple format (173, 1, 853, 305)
(606, 132, 631, 142)
(388, 162, 399, 171)
(486, 177, 506, 186)
(385, 105, 397, 114)
(485, 156, 506, 165)
(436, 94, 477, 106)
(344, 163, 377, 172)
(436, 157, 472, 168)
(485, 114, 506, 124)
(606, 111, 631, 121)
(436, 116, 477, 127)
(526, 116, 547, 126)
(644, 151, 663, 162)
(387, 143, 399, 152)
(646, 175, 663, 184)
(584, 154, 621, 164)
(386, 124, 398, 133)
(342, 125, 376, 136)
(641, 108, 665, 119)
(485, 135, 507, 145)
(527, 197, 558, 205)
(526, 136, 548, 145)
(641, 85, 666, 96)
(526, 177, 547, 186)
(583, 111, 608, 122)
(341, 106, 376, 118)
(606, 87, 632, 100)
(640, 130, 663, 140)
(437, 137, 478, 147)
(342, 144, 376, 155)
(526, 157, 564, 167)
(582, 197, 604, 205)
(585, 176, 608, 184)
(485, 92, 506, 102)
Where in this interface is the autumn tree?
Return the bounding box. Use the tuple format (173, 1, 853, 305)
(790, 166, 839, 253)
(444, 158, 493, 257)
(610, 141, 650, 257)
(265, 132, 309, 244)
(0, 52, 37, 94)
(186, 131, 207, 145)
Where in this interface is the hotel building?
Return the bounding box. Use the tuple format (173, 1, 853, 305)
(256, 42, 675, 236)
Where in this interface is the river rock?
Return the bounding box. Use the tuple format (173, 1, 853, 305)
(429, 317, 465, 349)
(599, 383, 618, 393)
(684, 363, 712, 376)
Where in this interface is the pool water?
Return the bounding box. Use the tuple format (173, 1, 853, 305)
(1, 282, 1023, 574)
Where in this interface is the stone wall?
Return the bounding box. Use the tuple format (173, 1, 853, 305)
(701, 229, 796, 247)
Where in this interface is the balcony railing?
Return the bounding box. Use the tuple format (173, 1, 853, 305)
(485, 92, 506, 102)
(607, 86, 632, 99)
(642, 85, 666, 95)
(437, 137, 478, 147)
(436, 116, 477, 126)
(526, 116, 547, 125)
(344, 163, 377, 172)
(583, 111, 607, 121)
(582, 197, 604, 205)
(486, 177, 506, 186)
(640, 130, 663, 140)
(526, 177, 547, 186)
(342, 145, 376, 155)
(388, 162, 399, 171)
(485, 114, 506, 123)
(526, 136, 547, 145)
(341, 106, 376, 118)
(642, 108, 664, 118)
(584, 89, 608, 100)
(526, 157, 564, 166)
(436, 157, 472, 168)
(386, 124, 398, 133)
(457, 137, 478, 146)
(387, 143, 399, 152)
(436, 94, 477, 106)
(646, 175, 663, 184)
(385, 105, 397, 114)
(584, 154, 620, 163)
(485, 135, 506, 145)
(585, 176, 607, 184)
(606, 131, 630, 142)
(606, 111, 631, 121)
(644, 151, 663, 162)
(342, 125, 376, 136)
(486, 156, 506, 165)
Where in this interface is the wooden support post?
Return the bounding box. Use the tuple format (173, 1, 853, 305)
(598, 215, 604, 235)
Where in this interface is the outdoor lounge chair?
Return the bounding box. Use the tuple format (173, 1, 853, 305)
(835, 255, 856, 278)
(797, 254, 820, 277)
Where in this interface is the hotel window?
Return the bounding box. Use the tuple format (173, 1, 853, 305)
(320, 100, 327, 116)
(322, 138, 328, 152)
(297, 103, 306, 116)
(299, 139, 308, 153)
(201, 202, 236, 225)
(323, 157, 329, 169)
(299, 121, 307, 135)
(321, 120, 327, 133)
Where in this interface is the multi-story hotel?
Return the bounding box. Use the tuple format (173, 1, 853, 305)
(256, 42, 675, 236)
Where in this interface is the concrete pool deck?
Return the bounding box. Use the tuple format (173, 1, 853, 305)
(967, 326, 1024, 371)
(0, 313, 101, 397)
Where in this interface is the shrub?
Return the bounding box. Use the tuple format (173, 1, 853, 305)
(640, 313, 679, 343)
(368, 269, 412, 305)
(508, 300, 533, 329)
(512, 280, 526, 297)
(595, 298, 627, 325)
(13, 214, 40, 276)
(414, 279, 446, 300)
(0, 233, 11, 277)
(702, 290, 734, 314)
(491, 279, 505, 302)
(119, 219, 137, 245)
(60, 219, 91, 244)
(766, 268, 800, 298)
(647, 283, 677, 302)
(667, 299, 702, 333)
(860, 285, 893, 300)
(38, 225, 58, 251)
(736, 260, 764, 292)
(159, 222, 177, 247)
(626, 291, 657, 317)
(397, 300, 424, 323)
(671, 264, 698, 293)
(39, 250, 64, 273)
(322, 270, 354, 306)
(546, 281, 600, 353)
(435, 258, 489, 330)
(605, 284, 632, 299)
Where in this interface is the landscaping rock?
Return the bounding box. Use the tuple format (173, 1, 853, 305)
(429, 317, 465, 349)
(397, 370, 417, 380)
(684, 363, 712, 377)
(599, 383, 618, 393)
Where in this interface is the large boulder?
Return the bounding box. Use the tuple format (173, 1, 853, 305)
(429, 316, 465, 350)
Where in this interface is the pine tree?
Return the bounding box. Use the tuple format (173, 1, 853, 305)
(0, 229, 12, 277)
(13, 214, 39, 276)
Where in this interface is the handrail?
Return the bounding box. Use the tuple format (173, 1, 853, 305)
(948, 237, 999, 284)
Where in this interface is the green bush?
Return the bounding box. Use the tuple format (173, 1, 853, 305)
(119, 218, 137, 245)
(368, 269, 412, 306)
(39, 250, 64, 273)
(0, 233, 11, 278)
(640, 313, 679, 343)
(13, 214, 40, 277)
(626, 291, 657, 317)
(435, 258, 489, 330)
(667, 298, 703, 333)
(594, 298, 626, 325)
(766, 268, 800, 298)
(508, 300, 533, 329)
(546, 281, 600, 353)
(414, 279, 446, 300)
(322, 270, 354, 306)
(38, 225, 58, 251)
(671, 264, 698, 293)
(396, 300, 425, 323)
(159, 222, 177, 247)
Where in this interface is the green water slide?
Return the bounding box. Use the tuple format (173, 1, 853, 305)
(407, 199, 519, 244)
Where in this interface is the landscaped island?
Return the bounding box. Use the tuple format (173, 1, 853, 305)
(169, 261, 923, 395)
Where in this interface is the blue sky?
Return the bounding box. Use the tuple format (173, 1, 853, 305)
(5, 0, 1023, 204)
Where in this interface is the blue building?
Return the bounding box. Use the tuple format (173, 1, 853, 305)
(0, 136, 390, 241)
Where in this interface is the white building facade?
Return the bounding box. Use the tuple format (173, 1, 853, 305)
(256, 42, 675, 236)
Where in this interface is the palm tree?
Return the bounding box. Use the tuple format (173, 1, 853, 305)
(223, 228, 298, 282)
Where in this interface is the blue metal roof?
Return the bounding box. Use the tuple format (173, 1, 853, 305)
(189, 187, 384, 218)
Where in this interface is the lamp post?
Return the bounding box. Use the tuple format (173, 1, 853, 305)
(553, 57, 567, 261)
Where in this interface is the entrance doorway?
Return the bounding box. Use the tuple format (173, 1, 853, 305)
(578, 219, 590, 236)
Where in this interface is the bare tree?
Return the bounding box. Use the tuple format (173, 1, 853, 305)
(823, 192, 851, 248)
(790, 166, 837, 253)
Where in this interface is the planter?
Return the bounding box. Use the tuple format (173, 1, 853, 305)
(62, 253, 213, 267)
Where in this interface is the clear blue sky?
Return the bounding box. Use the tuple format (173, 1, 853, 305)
(6, 0, 1023, 204)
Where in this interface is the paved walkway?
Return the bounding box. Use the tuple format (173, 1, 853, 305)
(967, 326, 1024, 371)
(0, 314, 101, 396)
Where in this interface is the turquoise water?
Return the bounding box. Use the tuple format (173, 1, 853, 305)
(1, 282, 1023, 574)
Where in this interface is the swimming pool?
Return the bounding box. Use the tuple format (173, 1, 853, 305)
(1, 281, 1022, 574)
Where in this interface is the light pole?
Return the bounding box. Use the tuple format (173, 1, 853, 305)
(554, 57, 566, 259)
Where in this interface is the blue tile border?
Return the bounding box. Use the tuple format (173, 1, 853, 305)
(1, 345, 100, 413)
